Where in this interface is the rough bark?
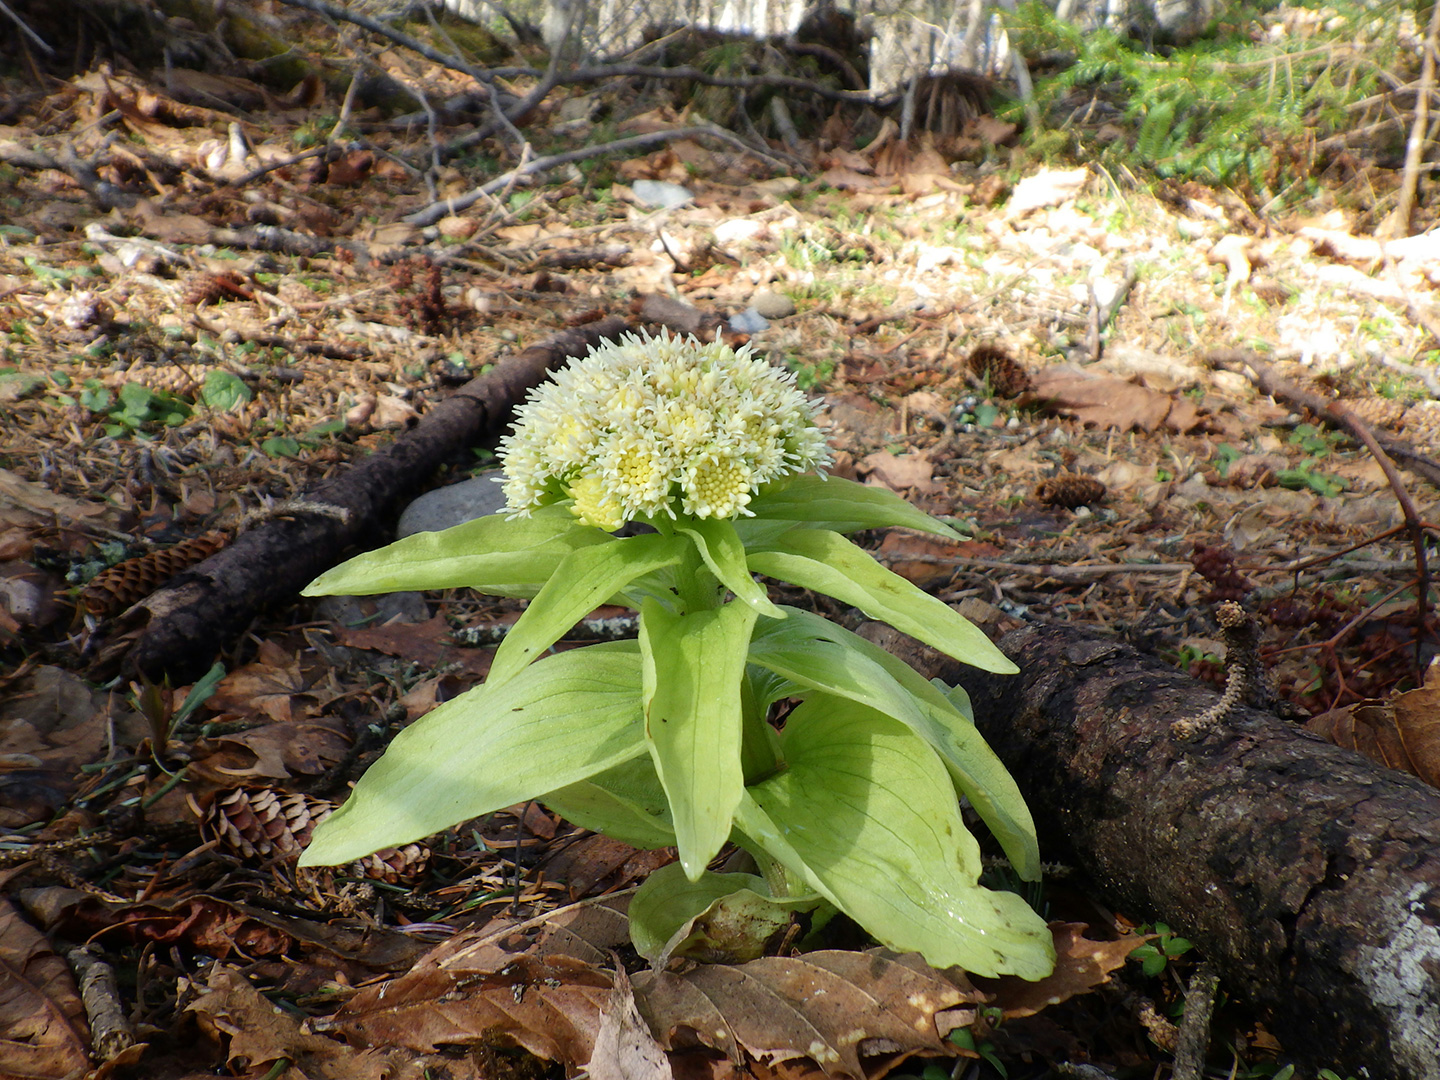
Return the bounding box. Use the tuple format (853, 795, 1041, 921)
(113, 317, 631, 684)
(877, 622, 1440, 1080)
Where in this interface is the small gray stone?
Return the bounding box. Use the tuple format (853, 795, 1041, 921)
(728, 307, 770, 334)
(397, 470, 507, 537)
(631, 180, 693, 209)
(312, 591, 431, 627)
(750, 289, 796, 319)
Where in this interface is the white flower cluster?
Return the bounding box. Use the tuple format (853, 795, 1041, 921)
(499, 332, 831, 531)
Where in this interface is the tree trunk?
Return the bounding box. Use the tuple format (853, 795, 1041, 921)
(872, 622, 1440, 1080)
(112, 317, 630, 685)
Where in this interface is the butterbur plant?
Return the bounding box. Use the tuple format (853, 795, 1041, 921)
(299, 332, 1055, 979)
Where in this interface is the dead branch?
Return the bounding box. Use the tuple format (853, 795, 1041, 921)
(872, 620, 1440, 1080)
(404, 127, 795, 228)
(1204, 347, 1437, 669)
(110, 317, 630, 684)
(1203, 347, 1440, 491)
(0, 137, 131, 209)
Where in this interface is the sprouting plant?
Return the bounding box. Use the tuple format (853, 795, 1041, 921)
(1130, 922, 1194, 976)
(300, 332, 1055, 979)
(1280, 424, 1350, 496)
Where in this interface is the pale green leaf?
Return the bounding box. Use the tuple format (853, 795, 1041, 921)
(748, 608, 1040, 880)
(542, 755, 675, 849)
(676, 518, 783, 618)
(740, 697, 1054, 979)
(629, 863, 819, 965)
(489, 533, 687, 687)
(299, 643, 645, 866)
(741, 474, 962, 538)
(304, 504, 612, 599)
(641, 597, 757, 879)
(747, 530, 1016, 674)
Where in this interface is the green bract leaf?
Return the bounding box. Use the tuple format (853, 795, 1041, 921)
(676, 517, 784, 619)
(542, 755, 675, 849)
(737, 697, 1054, 979)
(747, 530, 1016, 674)
(748, 608, 1040, 880)
(298, 643, 646, 866)
(488, 533, 687, 687)
(629, 863, 820, 965)
(302, 504, 612, 599)
(742, 474, 961, 538)
(641, 597, 757, 879)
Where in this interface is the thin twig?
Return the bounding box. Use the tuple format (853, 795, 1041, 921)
(1203, 348, 1440, 490)
(0, 0, 54, 53)
(403, 126, 792, 228)
(878, 554, 1195, 583)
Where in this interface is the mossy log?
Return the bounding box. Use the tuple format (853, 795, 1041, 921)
(873, 621, 1440, 1080)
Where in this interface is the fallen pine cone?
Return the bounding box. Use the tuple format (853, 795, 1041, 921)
(1036, 474, 1108, 509)
(966, 343, 1033, 398)
(203, 788, 430, 885)
(81, 531, 230, 617)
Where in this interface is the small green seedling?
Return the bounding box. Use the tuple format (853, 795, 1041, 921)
(1130, 922, 1194, 976)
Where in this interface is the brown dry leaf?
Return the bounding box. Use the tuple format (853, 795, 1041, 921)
(590, 967, 674, 1080)
(982, 924, 1150, 1021)
(1026, 367, 1204, 433)
(544, 833, 676, 898)
(859, 451, 941, 495)
(0, 897, 90, 1080)
(874, 532, 1001, 590)
(372, 394, 420, 427)
(0, 468, 124, 530)
(186, 963, 416, 1080)
(26, 888, 428, 970)
(0, 665, 110, 828)
(194, 718, 353, 781)
(332, 952, 612, 1064)
(633, 950, 984, 1078)
(207, 640, 318, 724)
(335, 614, 481, 672)
(1307, 662, 1440, 786)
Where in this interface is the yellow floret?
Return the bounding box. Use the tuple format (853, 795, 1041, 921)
(568, 472, 626, 532)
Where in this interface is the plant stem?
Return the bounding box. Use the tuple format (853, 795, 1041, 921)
(675, 535, 721, 613)
(739, 669, 782, 785)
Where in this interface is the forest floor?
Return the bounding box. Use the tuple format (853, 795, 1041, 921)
(2, 6, 1440, 1080)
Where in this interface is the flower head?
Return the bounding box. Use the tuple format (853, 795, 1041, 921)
(499, 332, 830, 529)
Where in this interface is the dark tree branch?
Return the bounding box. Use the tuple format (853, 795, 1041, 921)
(872, 620, 1440, 1080)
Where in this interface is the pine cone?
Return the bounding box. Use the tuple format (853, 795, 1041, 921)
(966, 344, 1033, 397)
(81, 531, 229, 617)
(1342, 396, 1407, 431)
(203, 789, 430, 884)
(204, 788, 317, 858)
(181, 270, 250, 306)
(1035, 474, 1107, 509)
(113, 366, 201, 397)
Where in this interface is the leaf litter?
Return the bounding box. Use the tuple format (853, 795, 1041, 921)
(0, 3, 1438, 1079)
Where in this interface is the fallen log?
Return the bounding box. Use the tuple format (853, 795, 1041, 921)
(873, 621, 1440, 1080)
(110, 316, 631, 685)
